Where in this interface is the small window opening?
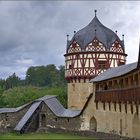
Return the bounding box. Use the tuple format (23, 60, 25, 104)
(118, 61, 125, 66)
(96, 102, 98, 110)
(98, 61, 106, 70)
(125, 103, 127, 114)
(41, 113, 46, 127)
(69, 65, 72, 69)
(5, 114, 8, 121)
(104, 84, 108, 90)
(72, 83, 75, 91)
(136, 104, 139, 115)
(114, 102, 116, 111)
(119, 103, 121, 112)
(131, 104, 133, 114)
(108, 102, 111, 111)
(103, 102, 105, 110)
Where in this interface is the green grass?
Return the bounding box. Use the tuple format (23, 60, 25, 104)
(0, 132, 95, 139)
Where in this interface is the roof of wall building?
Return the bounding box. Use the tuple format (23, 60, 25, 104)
(14, 101, 41, 131)
(0, 95, 81, 117)
(0, 103, 30, 114)
(44, 97, 81, 118)
(13, 95, 81, 132)
(67, 15, 124, 51)
(90, 62, 137, 82)
(0, 95, 56, 114)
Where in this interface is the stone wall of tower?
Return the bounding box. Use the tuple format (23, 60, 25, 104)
(67, 79, 93, 110)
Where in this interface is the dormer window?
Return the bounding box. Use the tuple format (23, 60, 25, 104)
(68, 42, 81, 53)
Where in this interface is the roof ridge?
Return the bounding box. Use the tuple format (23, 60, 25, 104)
(35, 95, 57, 101)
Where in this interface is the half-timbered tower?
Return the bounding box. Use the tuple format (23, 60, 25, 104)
(64, 11, 127, 109)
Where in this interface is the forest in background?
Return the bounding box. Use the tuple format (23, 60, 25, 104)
(0, 64, 67, 108)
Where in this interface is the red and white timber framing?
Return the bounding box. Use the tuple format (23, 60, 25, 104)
(64, 38, 127, 83)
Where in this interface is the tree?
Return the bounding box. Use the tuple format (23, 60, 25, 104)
(0, 79, 6, 89)
(45, 64, 59, 87)
(58, 65, 67, 86)
(26, 66, 50, 86)
(5, 73, 21, 89)
(25, 64, 62, 87)
(0, 86, 4, 107)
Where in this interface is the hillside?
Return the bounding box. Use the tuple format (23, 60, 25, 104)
(0, 85, 67, 108)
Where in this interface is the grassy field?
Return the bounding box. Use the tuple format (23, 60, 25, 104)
(0, 132, 95, 139)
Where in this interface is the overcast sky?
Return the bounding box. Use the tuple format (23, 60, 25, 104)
(0, 1, 140, 79)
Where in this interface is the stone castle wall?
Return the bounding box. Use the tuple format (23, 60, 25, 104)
(0, 104, 31, 133)
(80, 87, 140, 139)
(38, 102, 82, 132)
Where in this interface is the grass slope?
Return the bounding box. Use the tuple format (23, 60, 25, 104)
(0, 132, 95, 139)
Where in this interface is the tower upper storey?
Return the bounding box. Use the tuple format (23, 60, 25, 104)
(65, 11, 127, 83)
(67, 12, 124, 53)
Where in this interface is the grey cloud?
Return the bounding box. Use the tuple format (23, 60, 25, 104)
(0, 1, 139, 79)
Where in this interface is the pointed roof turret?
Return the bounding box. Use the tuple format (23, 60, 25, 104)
(67, 11, 124, 52)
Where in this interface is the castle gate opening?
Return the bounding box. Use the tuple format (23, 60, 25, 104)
(90, 116, 97, 131)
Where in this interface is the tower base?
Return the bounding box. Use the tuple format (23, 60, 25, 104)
(67, 80, 93, 110)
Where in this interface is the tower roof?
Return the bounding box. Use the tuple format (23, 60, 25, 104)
(67, 13, 124, 51)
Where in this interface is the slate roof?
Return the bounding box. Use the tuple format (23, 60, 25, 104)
(91, 62, 137, 82)
(0, 103, 30, 114)
(14, 101, 41, 131)
(67, 16, 124, 51)
(45, 97, 81, 118)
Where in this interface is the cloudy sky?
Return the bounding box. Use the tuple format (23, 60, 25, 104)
(0, 1, 140, 79)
